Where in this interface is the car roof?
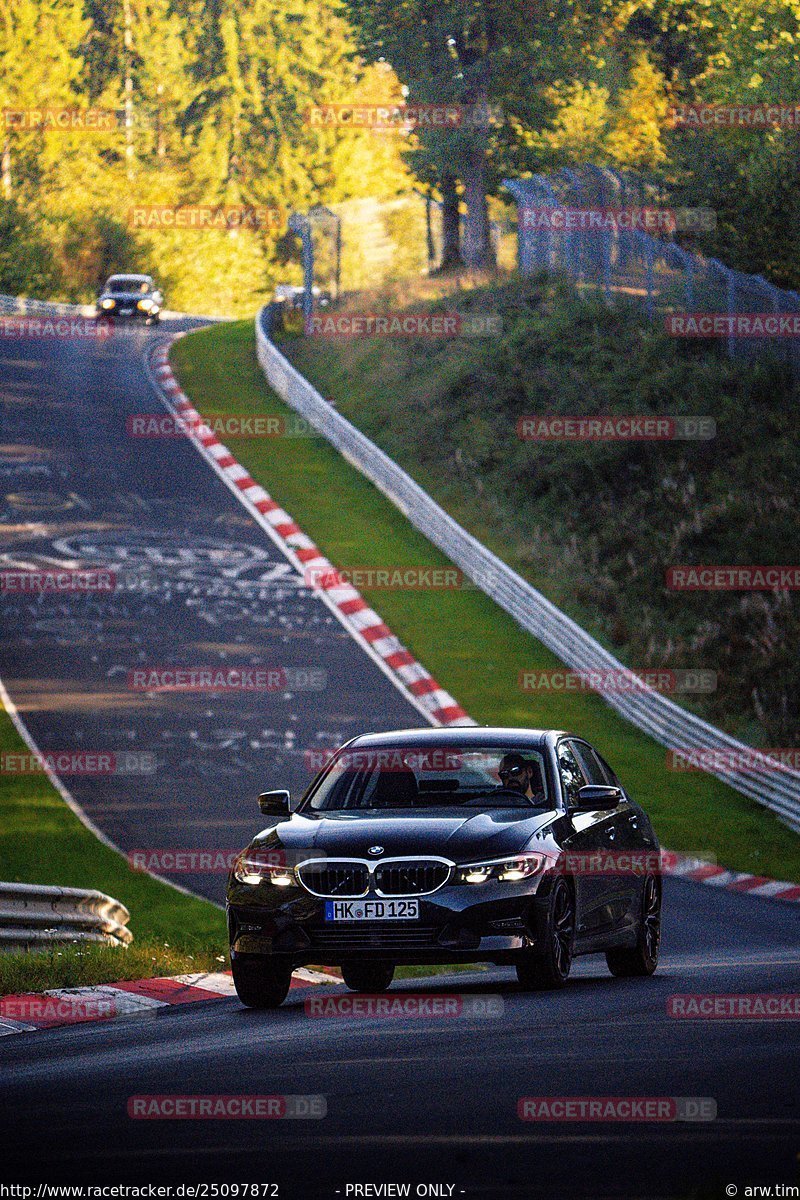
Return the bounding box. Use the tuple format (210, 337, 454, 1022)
(345, 727, 573, 751)
(106, 274, 153, 282)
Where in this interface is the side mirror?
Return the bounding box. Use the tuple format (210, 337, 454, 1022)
(572, 784, 622, 812)
(258, 789, 290, 817)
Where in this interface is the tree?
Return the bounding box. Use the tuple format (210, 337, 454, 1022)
(0, 0, 89, 201)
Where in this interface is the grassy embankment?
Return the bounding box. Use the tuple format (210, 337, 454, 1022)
(169, 308, 800, 884)
(0, 710, 226, 995)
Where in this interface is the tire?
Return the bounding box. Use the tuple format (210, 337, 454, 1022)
(231, 954, 292, 1008)
(606, 874, 661, 978)
(340, 962, 395, 993)
(516, 877, 575, 990)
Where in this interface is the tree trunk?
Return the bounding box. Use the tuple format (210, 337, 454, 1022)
(1, 138, 11, 199)
(439, 172, 462, 269)
(461, 146, 495, 269)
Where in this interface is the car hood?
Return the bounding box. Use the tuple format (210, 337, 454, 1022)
(250, 808, 558, 862)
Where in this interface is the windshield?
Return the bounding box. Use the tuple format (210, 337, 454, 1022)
(304, 745, 550, 813)
(107, 277, 151, 294)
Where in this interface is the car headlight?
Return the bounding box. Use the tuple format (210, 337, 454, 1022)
(137, 298, 154, 311)
(456, 853, 547, 884)
(100, 298, 115, 309)
(233, 854, 295, 887)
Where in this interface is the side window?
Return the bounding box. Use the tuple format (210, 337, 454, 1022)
(557, 742, 587, 807)
(572, 741, 611, 786)
(596, 750, 623, 791)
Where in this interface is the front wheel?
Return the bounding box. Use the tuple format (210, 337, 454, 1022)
(516, 877, 575, 990)
(341, 962, 395, 993)
(606, 874, 661, 978)
(231, 954, 292, 1008)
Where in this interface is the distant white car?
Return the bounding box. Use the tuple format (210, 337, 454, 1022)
(274, 283, 331, 309)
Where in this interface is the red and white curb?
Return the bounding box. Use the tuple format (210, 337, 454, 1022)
(0, 968, 341, 1037)
(147, 342, 800, 907)
(661, 852, 800, 902)
(148, 341, 473, 729)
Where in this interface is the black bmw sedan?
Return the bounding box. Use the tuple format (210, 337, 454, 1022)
(96, 274, 163, 323)
(226, 727, 662, 1008)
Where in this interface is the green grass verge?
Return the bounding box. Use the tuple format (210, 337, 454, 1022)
(0, 940, 226, 997)
(170, 320, 800, 882)
(0, 705, 227, 994)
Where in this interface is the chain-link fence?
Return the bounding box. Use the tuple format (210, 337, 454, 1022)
(504, 165, 800, 376)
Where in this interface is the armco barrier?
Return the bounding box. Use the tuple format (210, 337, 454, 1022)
(0, 294, 91, 317)
(255, 304, 800, 833)
(0, 292, 224, 322)
(0, 881, 132, 950)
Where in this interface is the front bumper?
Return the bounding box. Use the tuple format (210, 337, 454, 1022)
(227, 877, 553, 966)
(96, 306, 157, 320)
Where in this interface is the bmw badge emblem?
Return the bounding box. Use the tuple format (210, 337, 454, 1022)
(368, 845, 384, 856)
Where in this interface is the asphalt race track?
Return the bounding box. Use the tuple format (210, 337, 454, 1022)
(0, 321, 798, 1198)
(0, 318, 423, 898)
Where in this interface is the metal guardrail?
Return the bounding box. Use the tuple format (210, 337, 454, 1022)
(0, 294, 91, 316)
(0, 292, 225, 322)
(0, 882, 132, 951)
(255, 304, 800, 833)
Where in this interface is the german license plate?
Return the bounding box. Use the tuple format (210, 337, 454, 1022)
(324, 899, 419, 921)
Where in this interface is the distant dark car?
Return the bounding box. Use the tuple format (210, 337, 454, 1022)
(227, 727, 662, 1008)
(96, 274, 163, 323)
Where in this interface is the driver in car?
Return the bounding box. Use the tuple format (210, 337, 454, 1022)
(497, 752, 545, 803)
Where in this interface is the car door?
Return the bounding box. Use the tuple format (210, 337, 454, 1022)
(571, 740, 632, 931)
(593, 747, 659, 935)
(556, 740, 617, 940)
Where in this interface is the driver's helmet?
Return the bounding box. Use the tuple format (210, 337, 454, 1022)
(497, 752, 531, 790)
